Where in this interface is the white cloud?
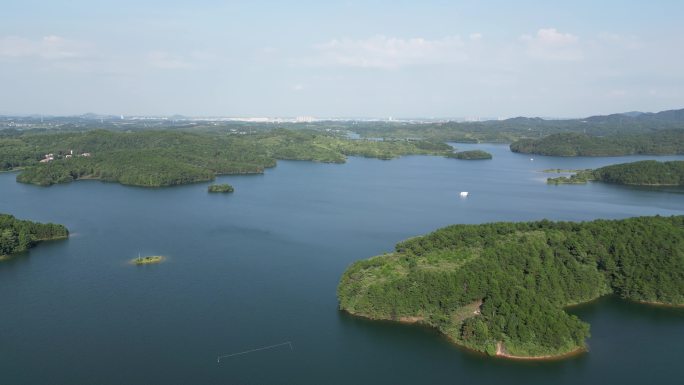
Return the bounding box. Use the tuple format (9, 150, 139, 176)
(311, 35, 468, 68)
(534, 28, 578, 45)
(146, 51, 192, 69)
(0, 35, 89, 60)
(0, 35, 213, 74)
(469, 33, 483, 41)
(292, 84, 304, 91)
(145, 51, 216, 70)
(521, 28, 582, 61)
(597, 32, 642, 50)
(260, 46, 279, 55)
(607, 89, 628, 98)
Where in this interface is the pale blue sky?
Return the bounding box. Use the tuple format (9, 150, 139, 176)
(1, 1, 683, 117)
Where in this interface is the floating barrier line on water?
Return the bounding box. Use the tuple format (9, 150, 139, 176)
(217, 341, 293, 362)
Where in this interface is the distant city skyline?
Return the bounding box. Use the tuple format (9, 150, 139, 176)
(2, 1, 683, 117)
(0, 110, 676, 121)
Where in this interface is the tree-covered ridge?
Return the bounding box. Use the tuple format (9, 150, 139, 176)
(1, 129, 452, 187)
(4, 108, 684, 146)
(447, 150, 493, 160)
(547, 161, 684, 186)
(0, 214, 69, 258)
(510, 130, 684, 156)
(338, 216, 684, 358)
(342, 108, 684, 143)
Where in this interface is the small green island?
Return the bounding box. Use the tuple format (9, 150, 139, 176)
(132, 255, 165, 265)
(208, 184, 235, 193)
(447, 150, 493, 160)
(1, 213, 69, 260)
(547, 160, 684, 186)
(338, 216, 684, 359)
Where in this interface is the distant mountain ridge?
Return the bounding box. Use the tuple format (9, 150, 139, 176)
(583, 108, 684, 124)
(494, 108, 684, 125)
(2, 107, 684, 145)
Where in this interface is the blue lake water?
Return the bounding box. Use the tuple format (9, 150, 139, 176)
(1, 143, 683, 384)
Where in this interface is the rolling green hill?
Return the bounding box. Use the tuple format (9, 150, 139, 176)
(1, 129, 452, 187)
(338, 216, 684, 358)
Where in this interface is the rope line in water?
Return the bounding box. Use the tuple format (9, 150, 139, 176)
(217, 341, 293, 362)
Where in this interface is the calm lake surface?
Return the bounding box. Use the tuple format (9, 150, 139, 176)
(1, 144, 683, 385)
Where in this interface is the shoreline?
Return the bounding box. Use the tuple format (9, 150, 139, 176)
(494, 342, 586, 361)
(0, 234, 69, 262)
(34, 235, 69, 242)
(621, 183, 682, 187)
(18, 171, 262, 189)
(341, 292, 684, 361)
(632, 299, 684, 308)
(340, 309, 586, 361)
(343, 310, 427, 325)
(0, 168, 23, 174)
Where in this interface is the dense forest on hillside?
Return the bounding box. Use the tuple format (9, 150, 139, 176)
(0, 214, 68, 258)
(0, 129, 452, 187)
(338, 216, 684, 358)
(547, 161, 684, 186)
(510, 130, 684, 156)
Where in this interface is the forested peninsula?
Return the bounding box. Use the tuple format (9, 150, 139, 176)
(0, 129, 451, 187)
(510, 130, 684, 156)
(338, 216, 684, 359)
(547, 160, 684, 186)
(0, 214, 69, 259)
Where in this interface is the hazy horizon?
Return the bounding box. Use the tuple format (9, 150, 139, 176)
(2, 1, 683, 117)
(0, 107, 680, 122)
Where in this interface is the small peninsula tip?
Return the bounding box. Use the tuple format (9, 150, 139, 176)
(1, 214, 69, 260)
